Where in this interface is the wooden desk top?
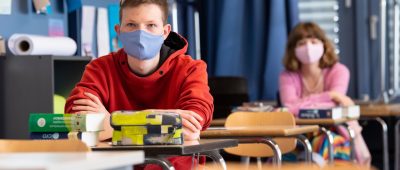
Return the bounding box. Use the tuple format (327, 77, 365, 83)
(212, 118, 354, 126)
(200, 125, 319, 138)
(296, 118, 356, 125)
(92, 139, 238, 156)
(0, 152, 144, 170)
(360, 103, 400, 117)
(204, 162, 375, 170)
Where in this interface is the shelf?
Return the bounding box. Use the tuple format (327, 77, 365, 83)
(52, 56, 92, 61)
(0, 55, 90, 139)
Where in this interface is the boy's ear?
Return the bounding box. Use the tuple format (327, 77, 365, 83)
(115, 24, 121, 35)
(163, 24, 172, 40)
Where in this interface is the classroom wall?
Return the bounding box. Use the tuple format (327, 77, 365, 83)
(0, 0, 67, 40)
(0, 0, 119, 55)
(82, 0, 119, 8)
(81, 0, 120, 57)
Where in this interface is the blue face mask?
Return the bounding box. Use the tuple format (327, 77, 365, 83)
(119, 29, 164, 60)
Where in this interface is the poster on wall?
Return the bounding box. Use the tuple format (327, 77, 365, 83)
(0, 0, 12, 15)
(48, 19, 65, 36)
(32, 0, 52, 15)
(108, 4, 122, 52)
(81, 6, 96, 57)
(97, 7, 110, 57)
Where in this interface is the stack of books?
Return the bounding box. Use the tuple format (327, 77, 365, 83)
(29, 113, 105, 146)
(298, 105, 360, 119)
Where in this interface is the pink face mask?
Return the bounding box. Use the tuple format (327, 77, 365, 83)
(295, 42, 324, 64)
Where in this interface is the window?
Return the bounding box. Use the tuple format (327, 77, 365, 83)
(298, 0, 340, 53)
(387, 0, 400, 95)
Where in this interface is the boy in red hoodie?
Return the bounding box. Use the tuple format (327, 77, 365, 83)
(65, 0, 214, 169)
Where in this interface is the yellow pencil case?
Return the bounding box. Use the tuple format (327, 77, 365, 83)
(111, 110, 183, 145)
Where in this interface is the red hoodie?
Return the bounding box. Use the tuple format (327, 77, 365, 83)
(65, 32, 214, 170)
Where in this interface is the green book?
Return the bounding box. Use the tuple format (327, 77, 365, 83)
(29, 113, 105, 132)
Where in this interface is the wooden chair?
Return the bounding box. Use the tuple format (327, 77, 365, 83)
(0, 139, 90, 152)
(224, 111, 297, 161)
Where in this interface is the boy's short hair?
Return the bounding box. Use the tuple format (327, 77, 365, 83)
(119, 0, 169, 24)
(283, 22, 338, 71)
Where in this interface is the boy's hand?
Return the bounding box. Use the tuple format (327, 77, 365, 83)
(72, 92, 112, 141)
(183, 127, 201, 141)
(149, 109, 203, 141)
(72, 92, 109, 114)
(174, 109, 203, 141)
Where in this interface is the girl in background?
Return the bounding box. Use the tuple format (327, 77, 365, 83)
(279, 22, 370, 165)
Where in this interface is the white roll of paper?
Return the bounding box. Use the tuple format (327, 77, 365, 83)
(8, 34, 77, 56)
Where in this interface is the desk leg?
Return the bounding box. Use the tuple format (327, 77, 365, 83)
(395, 119, 400, 170)
(202, 150, 227, 170)
(361, 117, 389, 170)
(191, 153, 200, 170)
(376, 117, 389, 170)
(240, 157, 250, 167)
(144, 157, 175, 170)
(320, 127, 334, 164)
(239, 138, 282, 166)
(342, 124, 356, 162)
(296, 135, 313, 164)
(260, 138, 282, 166)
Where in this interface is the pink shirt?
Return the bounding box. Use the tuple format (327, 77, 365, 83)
(279, 63, 350, 116)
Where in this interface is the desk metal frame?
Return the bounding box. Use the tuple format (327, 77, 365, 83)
(93, 139, 237, 170)
(343, 124, 356, 162)
(144, 151, 226, 170)
(238, 138, 282, 166)
(360, 117, 389, 170)
(395, 118, 400, 170)
(296, 119, 357, 164)
(319, 127, 334, 164)
(145, 157, 175, 170)
(318, 125, 355, 164)
(201, 132, 315, 165)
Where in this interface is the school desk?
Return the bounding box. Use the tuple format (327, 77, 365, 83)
(92, 139, 238, 170)
(296, 118, 358, 164)
(360, 103, 400, 170)
(0, 151, 144, 170)
(200, 125, 319, 165)
(203, 162, 374, 170)
(210, 117, 357, 164)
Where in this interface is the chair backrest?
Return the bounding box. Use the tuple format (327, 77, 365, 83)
(0, 139, 90, 152)
(224, 111, 297, 157)
(208, 76, 249, 119)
